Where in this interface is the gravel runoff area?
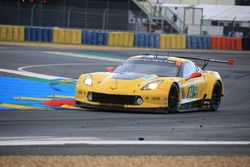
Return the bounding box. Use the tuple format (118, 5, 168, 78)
(0, 156, 250, 167)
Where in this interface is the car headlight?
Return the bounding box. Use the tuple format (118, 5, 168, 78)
(84, 75, 93, 86)
(142, 80, 162, 90)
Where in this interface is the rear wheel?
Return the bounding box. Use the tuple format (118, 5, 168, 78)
(168, 84, 179, 113)
(210, 81, 222, 111)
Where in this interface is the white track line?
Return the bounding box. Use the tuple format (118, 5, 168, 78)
(17, 62, 115, 72)
(44, 51, 124, 62)
(0, 140, 249, 146)
(1, 51, 122, 79)
(0, 68, 67, 80)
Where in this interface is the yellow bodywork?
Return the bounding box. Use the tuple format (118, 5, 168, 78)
(75, 56, 224, 112)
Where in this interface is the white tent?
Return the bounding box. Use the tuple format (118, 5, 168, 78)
(162, 4, 250, 22)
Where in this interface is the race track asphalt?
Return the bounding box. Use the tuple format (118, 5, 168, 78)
(0, 44, 250, 155)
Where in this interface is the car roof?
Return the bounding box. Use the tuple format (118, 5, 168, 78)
(130, 55, 191, 63)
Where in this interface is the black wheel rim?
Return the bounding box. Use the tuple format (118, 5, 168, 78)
(168, 86, 178, 110)
(212, 84, 221, 108)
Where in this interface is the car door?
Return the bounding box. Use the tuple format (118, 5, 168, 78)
(179, 61, 207, 104)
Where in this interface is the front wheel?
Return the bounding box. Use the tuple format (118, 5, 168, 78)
(168, 84, 179, 113)
(210, 81, 222, 111)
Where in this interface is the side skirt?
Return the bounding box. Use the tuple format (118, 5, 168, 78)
(178, 99, 212, 112)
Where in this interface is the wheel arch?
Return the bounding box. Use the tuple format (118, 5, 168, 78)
(172, 81, 182, 102)
(159, 80, 182, 107)
(206, 79, 224, 99)
(167, 81, 180, 113)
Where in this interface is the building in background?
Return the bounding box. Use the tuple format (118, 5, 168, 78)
(0, 0, 249, 36)
(156, 0, 250, 36)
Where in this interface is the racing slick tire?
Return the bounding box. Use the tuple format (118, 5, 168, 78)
(210, 81, 222, 111)
(168, 84, 179, 113)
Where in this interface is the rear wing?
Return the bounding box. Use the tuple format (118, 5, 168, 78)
(177, 56, 234, 70)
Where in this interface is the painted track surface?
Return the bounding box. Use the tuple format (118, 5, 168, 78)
(0, 45, 250, 155)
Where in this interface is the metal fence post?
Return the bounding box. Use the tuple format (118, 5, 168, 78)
(40, 2, 44, 26)
(30, 4, 37, 26)
(85, 0, 88, 28)
(200, 15, 204, 35)
(17, 0, 20, 25)
(102, 8, 108, 30)
(63, 0, 66, 27)
(136, 11, 144, 32)
(67, 7, 73, 28)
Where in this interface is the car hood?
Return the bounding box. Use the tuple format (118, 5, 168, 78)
(88, 72, 172, 94)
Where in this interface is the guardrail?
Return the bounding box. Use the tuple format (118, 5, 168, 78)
(0, 24, 249, 50)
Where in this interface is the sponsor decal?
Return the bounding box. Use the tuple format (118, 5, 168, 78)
(187, 85, 198, 98)
(152, 97, 160, 100)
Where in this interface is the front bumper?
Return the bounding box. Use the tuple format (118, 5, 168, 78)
(75, 100, 168, 113)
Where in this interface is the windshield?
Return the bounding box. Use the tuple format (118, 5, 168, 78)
(113, 58, 179, 77)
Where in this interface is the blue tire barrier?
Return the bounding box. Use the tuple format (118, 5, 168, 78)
(91, 31, 97, 45)
(42, 28, 48, 42)
(82, 31, 87, 44)
(134, 33, 139, 47)
(186, 36, 191, 49)
(87, 31, 92, 44)
(197, 36, 202, 49)
(81, 30, 108, 46)
(152, 33, 160, 48)
(47, 28, 53, 42)
(97, 32, 103, 45)
(31, 27, 37, 41)
(188, 36, 198, 49)
(154, 34, 160, 48)
(187, 36, 212, 49)
(44, 28, 52, 42)
(37, 28, 42, 41)
(144, 34, 149, 47)
(139, 33, 145, 47)
(85, 31, 91, 44)
(206, 36, 211, 49)
(25, 27, 31, 41)
(25, 27, 53, 42)
(103, 32, 108, 45)
(201, 36, 206, 49)
(149, 34, 154, 48)
(135, 33, 160, 48)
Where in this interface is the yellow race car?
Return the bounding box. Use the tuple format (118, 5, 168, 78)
(75, 55, 234, 113)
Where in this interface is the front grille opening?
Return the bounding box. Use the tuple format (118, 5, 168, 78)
(88, 92, 142, 105)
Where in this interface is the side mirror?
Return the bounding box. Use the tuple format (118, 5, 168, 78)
(185, 72, 202, 81)
(107, 66, 115, 73)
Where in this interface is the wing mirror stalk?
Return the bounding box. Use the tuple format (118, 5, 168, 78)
(107, 66, 115, 73)
(185, 72, 202, 81)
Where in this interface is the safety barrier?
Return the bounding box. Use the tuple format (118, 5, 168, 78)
(0, 25, 24, 41)
(134, 33, 160, 48)
(1, 24, 249, 52)
(242, 38, 250, 51)
(82, 31, 108, 45)
(53, 28, 81, 44)
(186, 36, 211, 49)
(160, 34, 186, 49)
(211, 37, 242, 50)
(108, 32, 134, 47)
(25, 27, 53, 42)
